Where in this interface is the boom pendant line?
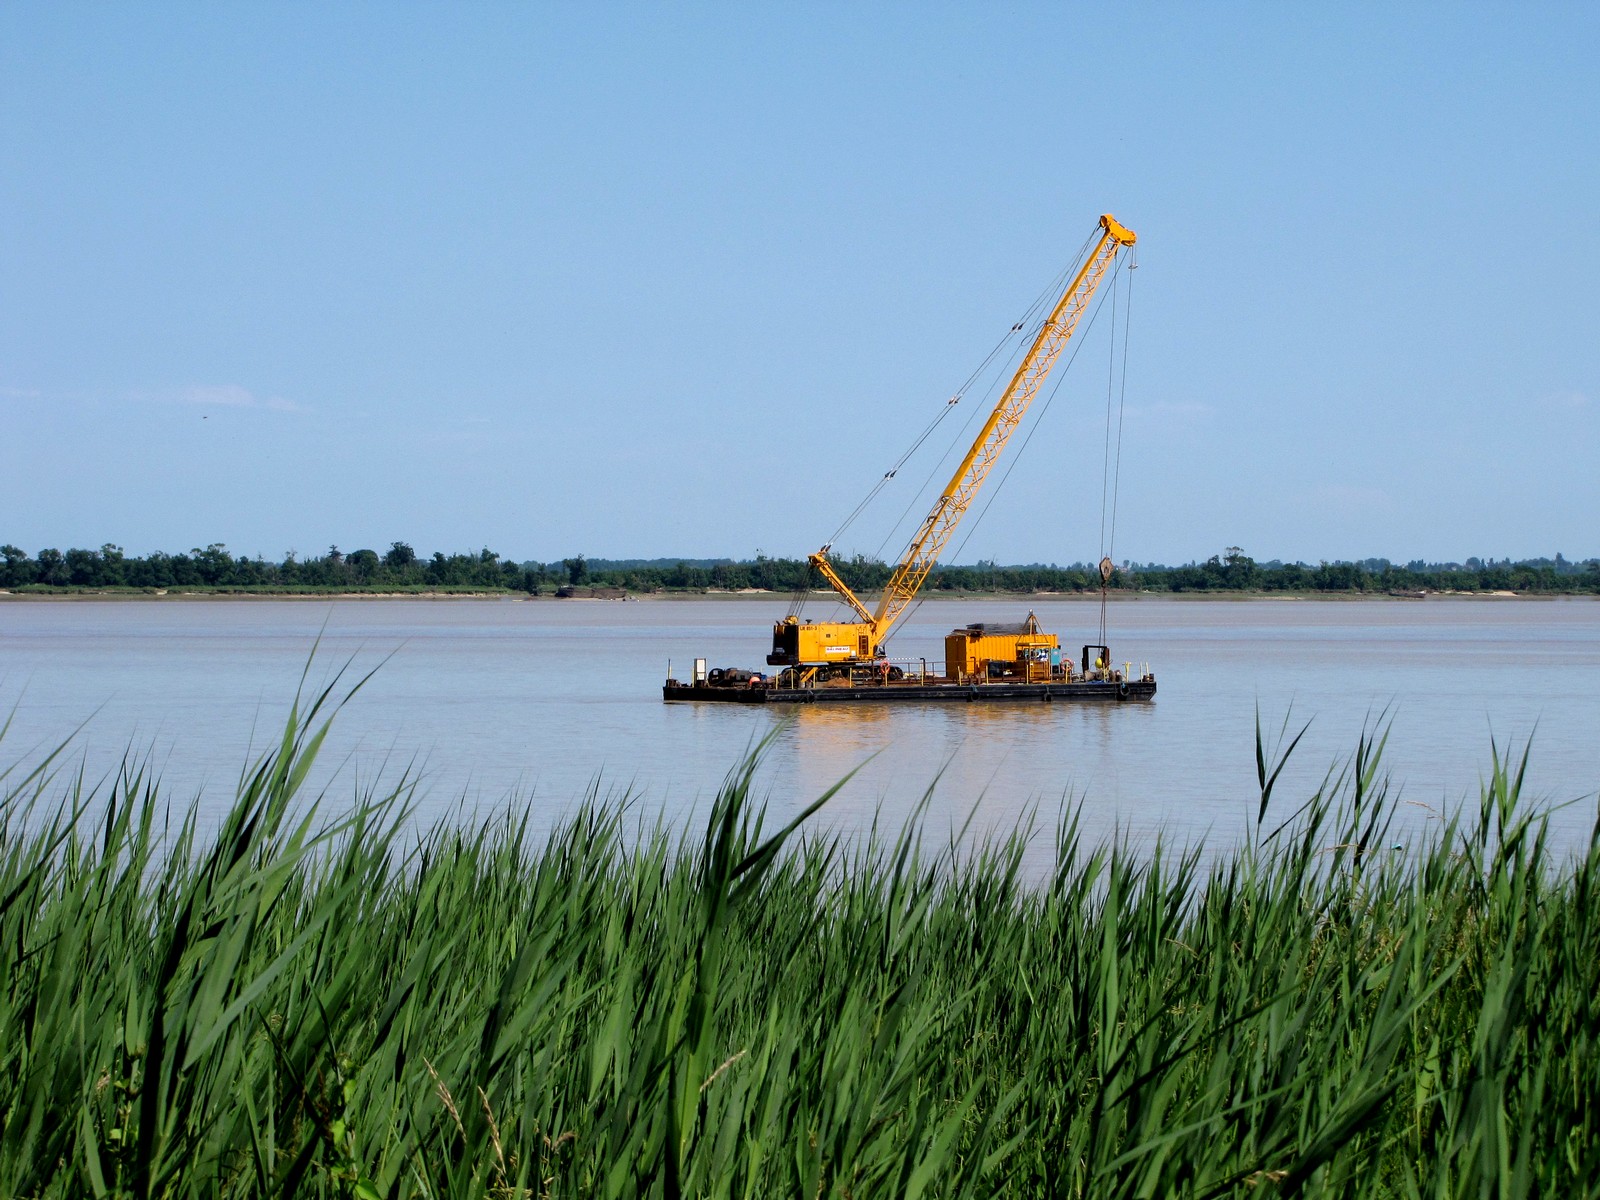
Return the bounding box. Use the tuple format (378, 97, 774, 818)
(868, 214, 1136, 636)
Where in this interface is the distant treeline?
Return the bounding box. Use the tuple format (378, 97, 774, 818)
(3, 543, 1599, 595)
(0, 543, 532, 592)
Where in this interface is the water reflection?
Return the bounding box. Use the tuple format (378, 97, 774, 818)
(750, 698, 1164, 853)
(1, 597, 1595, 873)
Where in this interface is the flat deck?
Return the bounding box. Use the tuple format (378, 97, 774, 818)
(662, 678, 1156, 705)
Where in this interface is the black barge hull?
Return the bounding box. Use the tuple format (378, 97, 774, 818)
(663, 679, 1156, 705)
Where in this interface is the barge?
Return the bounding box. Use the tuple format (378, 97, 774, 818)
(663, 674, 1156, 705)
(664, 634, 1156, 706)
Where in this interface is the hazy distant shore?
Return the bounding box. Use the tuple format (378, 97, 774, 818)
(0, 587, 1581, 603)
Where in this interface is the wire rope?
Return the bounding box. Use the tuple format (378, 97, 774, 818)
(1099, 269, 1118, 560)
(1095, 270, 1121, 646)
(823, 245, 1085, 553)
(1108, 258, 1135, 566)
(869, 333, 1021, 564)
(938, 254, 1127, 572)
(799, 228, 1102, 632)
(864, 242, 1095, 570)
(825, 231, 1094, 551)
(890, 253, 1129, 649)
(1100, 256, 1136, 651)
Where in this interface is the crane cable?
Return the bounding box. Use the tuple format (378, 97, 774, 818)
(793, 232, 1097, 622)
(893, 251, 1131, 642)
(1098, 268, 1119, 562)
(825, 238, 1089, 552)
(861, 241, 1098, 587)
(1098, 250, 1136, 649)
(936, 252, 1128, 568)
(1109, 254, 1136, 566)
(868, 342, 1011, 565)
(795, 309, 1038, 622)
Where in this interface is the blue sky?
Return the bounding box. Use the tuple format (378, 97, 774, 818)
(3, 4, 1596, 567)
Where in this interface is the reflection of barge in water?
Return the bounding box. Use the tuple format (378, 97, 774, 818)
(664, 633, 1156, 706)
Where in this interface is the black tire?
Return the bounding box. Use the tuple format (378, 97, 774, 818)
(1117, 681, 1129, 699)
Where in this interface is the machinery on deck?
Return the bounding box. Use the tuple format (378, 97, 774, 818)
(768, 214, 1136, 684)
(665, 212, 1155, 705)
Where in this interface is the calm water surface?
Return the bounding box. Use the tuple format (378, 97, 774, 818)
(2, 596, 1597, 869)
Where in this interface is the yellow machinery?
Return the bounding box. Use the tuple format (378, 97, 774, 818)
(944, 614, 1057, 683)
(768, 213, 1136, 680)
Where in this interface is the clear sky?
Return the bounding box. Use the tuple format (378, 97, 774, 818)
(3, 3, 1596, 567)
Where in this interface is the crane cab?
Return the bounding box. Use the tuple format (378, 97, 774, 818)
(767, 615, 877, 667)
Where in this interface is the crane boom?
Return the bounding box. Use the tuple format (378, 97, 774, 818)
(868, 213, 1135, 634)
(770, 213, 1135, 673)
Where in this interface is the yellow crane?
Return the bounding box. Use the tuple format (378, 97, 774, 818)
(767, 213, 1136, 680)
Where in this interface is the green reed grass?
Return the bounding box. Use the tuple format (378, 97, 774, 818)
(1, 672, 1597, 1198)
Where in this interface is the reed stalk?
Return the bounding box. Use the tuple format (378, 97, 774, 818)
(1, 676, 1595, 1197)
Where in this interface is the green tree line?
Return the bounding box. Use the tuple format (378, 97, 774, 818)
(0, 542, 535, 592)
(1114, 547, 1600, 595)
(3, 542, 1598, 595)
